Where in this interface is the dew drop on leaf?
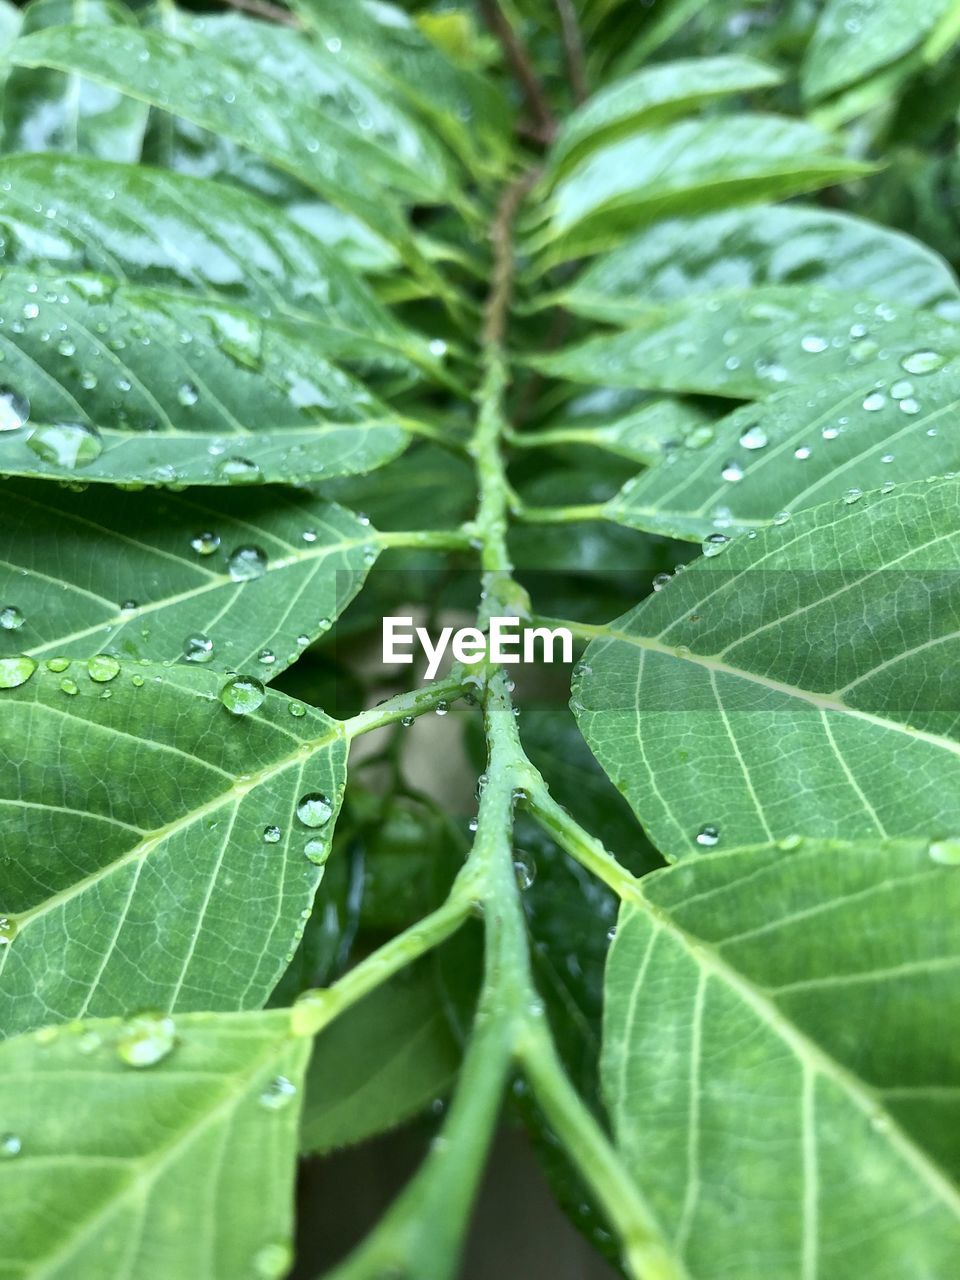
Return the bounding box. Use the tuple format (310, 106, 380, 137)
(701, 533, 729, 557)
(928, 839, 960, 866)
(0, 605, 24, 631)
(0, 1133, 21, 1158)
(262, 825, 281, 844)
(115, 1012, 176, 1067)
(901, 350, 945, 375)
(289, 702, 306, 718)
(304, 838, 328, 865)
(0, 386, 29, 431)
(87, 655, 120, 683)
(0, 656, 37, 689)
(253, 1242, 293, 1279)
(842, 487, 863, 505)
(190, 530, 220, 556)
(259, 1075, 297, 1111)
(59, 677, 79, 696)
(0, 916, 18, 946)
(216, 456, 262, 485)
(227, 545, 268, 581)
(513, 850, 537, 891)
(182, 633, 214, 664)
(296, 792, 333, 828)
(45, 656, 69, 673)
(738, 425, 767, 450)
(220, 675, 266, 716)
(696, 825, 720, 847)
(177, 381, 199, 406)
(862, 392, 885, 412)
(27, 422, 103, 469)
(721, 460, 744, 482)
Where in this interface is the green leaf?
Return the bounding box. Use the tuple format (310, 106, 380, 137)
(290, 0, 511, 172)
(544, 115, 873, 258)
(0, 661, 347, 1035)
(0, 270, 409, 485)
(549, 56, 782, 176)
(300, 961, 461, 1156)
(0, 153, 414, 346)
(0, 479, 378, 675)
(574, 477, 960, 862)
(0, 0, 149, 161)
(604, 837, 960, 1278)
(605, 362, 960, 539)
(802, 0, 955, 102)
(0, 1008, 309, 1279)
(535, 285, 960, 399)
(559, 205, 960, 324)
(5, 22, 432, 246)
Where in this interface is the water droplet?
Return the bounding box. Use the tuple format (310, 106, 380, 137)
(435, 700, 449, 716)
(220, 675, 265, 715)
(227, 545, 268, 581)
(259, 1075, 297, 1111)
(513, 850, 536, 891)
(400, 714, 414, 727)
(60, 677, 78, 696)
(0, 1133, 21, 1158)
(890, 379, 913, 399)
(258, 649, 276, 666)
(304, 837, 327, 865)
(262, 825, 282, 845)
(183, 633, 214, 664)
(696, 825, 720, 847)
(899, 398, 920, 414)
(0, 605, 24, 631)
(721, 460, 744, 482)
(738, 425, 768, 450)
(0, 656, 37, 688)
(302, 529, 317, 543)
(862, 392, 886, 412)
(801, 334, 828, 353)
(929, 839, 960, 866)
(652, 572, 671, 592)
(27, 422, 103, 469)
(0, 916, 17, 946)
(22, 302, 38, 320)
(901, 350, 944, 375)
(296, 792, 333, 828)
(177, 381, 199, 406)
(777, 834, 803, 851)
(773, 510, 791, 525)
(46, 656, 70, 672)
(87, 655, 120, 683)
(428, 338, 448, 358)
(794, 446, 811, 460)
(190, 531, 220, 557)
(253, 1241, 293, 1279)
(881, 453, 894, 464)
(841, 487, 863, 505)
(0, 387, 28, 431)
(701, 533, 729, 558)
(289, 702, 306, 718)
(115, 1011, 176, 1067)
(216, 456, 262, 485)
(468, 817, 479, 833)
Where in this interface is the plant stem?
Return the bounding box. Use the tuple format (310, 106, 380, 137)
(342, 673, 470, 739)
(220, 0, 298, 27)
(525, 778, 643, 900)
(376, 527, 475, 551)
(554, 0, 589, 103)
(477, 0, 557, 143)
(514, 501, 610, 523)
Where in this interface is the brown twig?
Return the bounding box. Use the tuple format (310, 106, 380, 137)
(220, 0, 300, 27)
(477, 0, 557, 144)
(554, 0, 588, 104)
(484, 170, 541, 348)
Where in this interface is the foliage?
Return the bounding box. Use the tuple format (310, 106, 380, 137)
(1, 0, 959, 1276)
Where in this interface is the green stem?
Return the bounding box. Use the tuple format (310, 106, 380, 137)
(514, 501, 611, 524)
(518, 1023, 685, 1280)
(342, 673, 469, 739)
(376, 527, 474, 552)
(505, 424, 605, 449)
(525, 778, 642, 900)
